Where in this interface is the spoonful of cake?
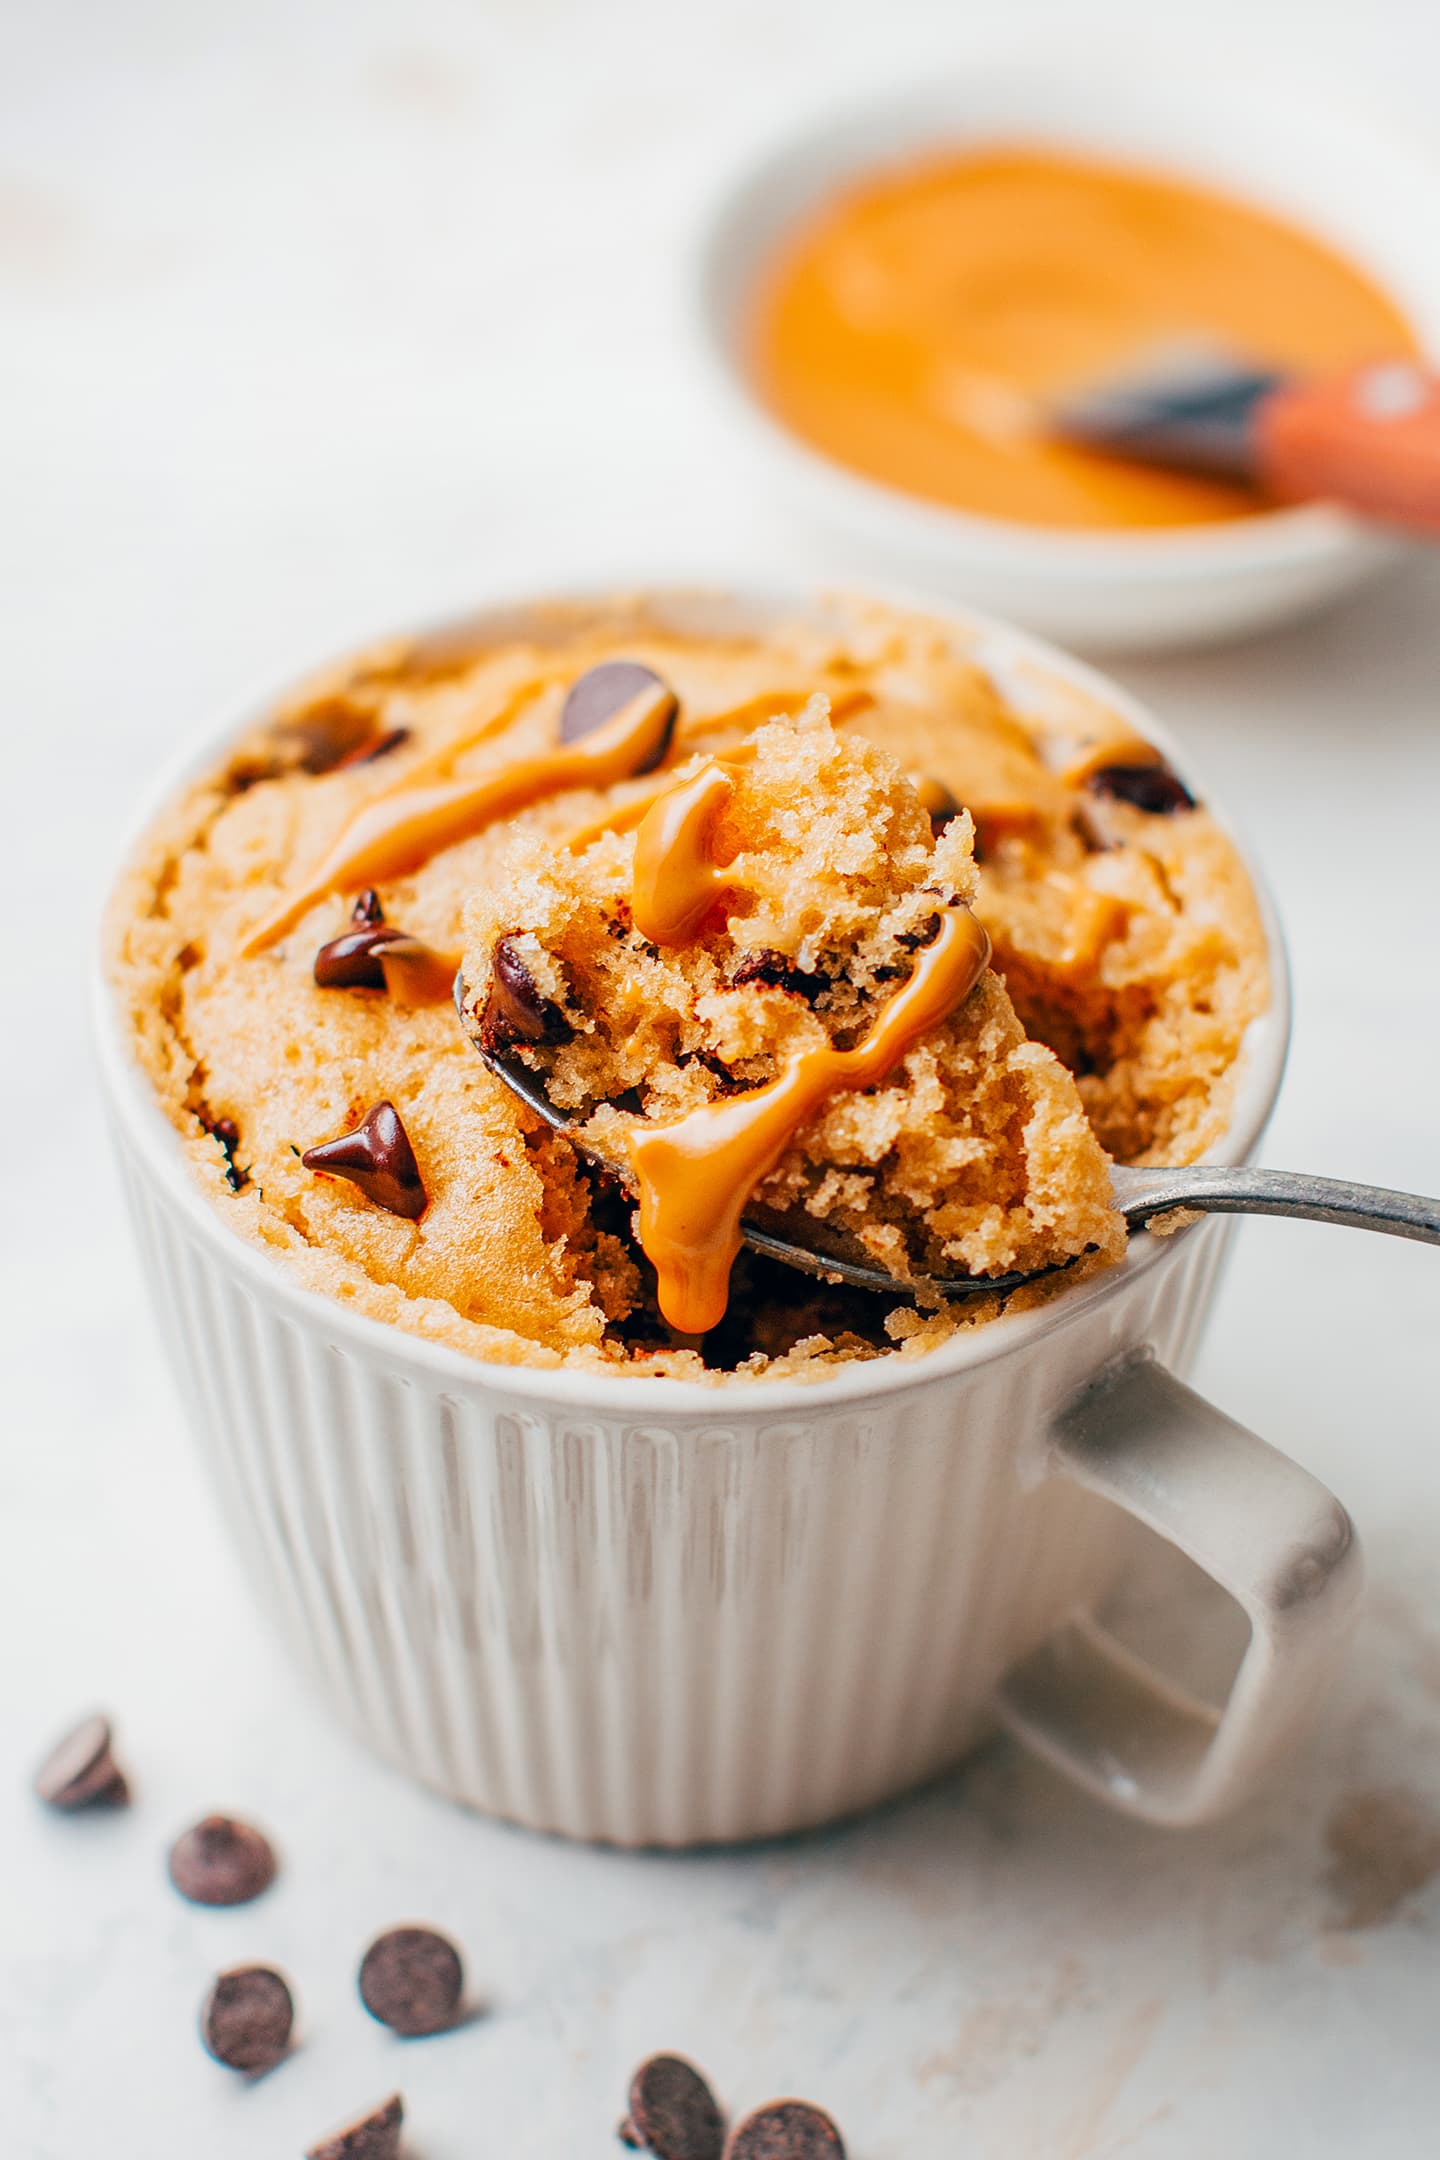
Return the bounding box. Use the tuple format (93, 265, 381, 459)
(461, 974, 1440, 1310)
(455, 712, 1440, 1333)
(457, 709, 1134, 1331)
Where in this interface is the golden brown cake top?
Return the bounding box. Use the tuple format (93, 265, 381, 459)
(107, 595, 1267, 1381)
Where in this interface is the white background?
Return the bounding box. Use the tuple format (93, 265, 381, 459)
(3, 2, 1439, 2154)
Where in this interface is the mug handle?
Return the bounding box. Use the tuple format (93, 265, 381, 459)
(995, 1353, 1362, 1826)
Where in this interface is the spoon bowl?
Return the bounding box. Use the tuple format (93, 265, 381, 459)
(460, 975, 1440, 1301)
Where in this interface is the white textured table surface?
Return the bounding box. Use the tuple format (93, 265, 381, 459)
(4, 3, 1440, 2155)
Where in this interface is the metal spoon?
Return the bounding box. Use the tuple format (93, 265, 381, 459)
(459, 982, 1440, 1300)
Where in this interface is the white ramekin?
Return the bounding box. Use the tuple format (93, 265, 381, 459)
(95, 584, 1360, 1845)
(696, 55, 1440, 651)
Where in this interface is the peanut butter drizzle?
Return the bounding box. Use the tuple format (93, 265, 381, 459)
(560, 743, 763, 857)
(397, 673, 552, 789)
(631, 761, 739, 945)
(377, 939, 463, 1007)
(561, 780, 673, 855)
(680, 683, 872, 746)
(627, 904, 991, 1333)
(908, 772, 957, 821)
(242, 682, 676, 954)
(1057, 736, 1164, 789)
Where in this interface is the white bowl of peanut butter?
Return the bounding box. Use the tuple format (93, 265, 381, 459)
(697, 55, 1440, 650)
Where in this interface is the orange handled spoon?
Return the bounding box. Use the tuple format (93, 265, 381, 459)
(1053, 347, 1440, 535)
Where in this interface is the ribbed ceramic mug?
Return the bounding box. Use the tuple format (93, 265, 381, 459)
(95, 584, 1361, 1845)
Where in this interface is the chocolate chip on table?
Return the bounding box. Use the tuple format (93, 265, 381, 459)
(730, 950, 827, 1001)
(357, 1926, 465, 2037)
(478, 934, 571, 1052)
(199, 1964, 295, 2073)
(723, 2100, 846, 2160)
(620, 2053, 725, 2160)
(306, 2093, 405, 2160)
(1084, 760, 1196, 815)
(34, 1712, 130, 1811)
(168, 1814, 278, 1907)
(302, 1101, 428, 1220)
(558, 660, 678, 774)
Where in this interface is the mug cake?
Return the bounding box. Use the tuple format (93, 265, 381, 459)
(107, 594, 1266, 1379)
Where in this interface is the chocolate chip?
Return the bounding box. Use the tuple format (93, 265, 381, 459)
(558, 660, 678, 773)
(313, 923, 408, 989)
(302, 1101, 427, 1220)
(198, 1107, 248, 1193)
(358, 1925, 464, 2037)
(623, 2054, 725, 2160)
(478, 935, 571, 1052)
(895, 912, 942, 953)
(730, 950, 826, 1001)
(306, 2093, 404, 2160)
(314, 899, 453, 1004)
(34, 1713, 129, 1811)
(199, 1965, 295, 2073)
(335, 726, 412, 769)
(723, 2100, 846, 2160)
(1084, 760, 1196, 815)
(276, 698, 379, 775)
(168, 1815, 278, 1906)
(224, 753, 287, 795)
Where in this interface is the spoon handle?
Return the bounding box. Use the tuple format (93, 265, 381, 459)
(1111, 1162, 1440, 1246)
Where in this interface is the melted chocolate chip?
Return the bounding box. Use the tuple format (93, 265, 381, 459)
(1084, 760, 1196, 815)
(352, 889, 385, 925)
(895, 913, 942, 953)
(223, 754, 287, 795)
(302, 1101, 427, 1220)
(336, 726, 411, 769)
(730, 950, 827, 1001)
(306, 2094, 404, 2160)
(276, 699, 379, 775)
(690, 1051, 745, 1096)
(34, 1713, 130, 1811)
(168, 1815, 278, 1907)
(478, 935, 571, 1052)
(200, 1965, 295, 2073)
(198, 1108, 248, 1193)
(724, 2100, 846, 2160)
(313, 923, 408, 989)
(558, 660, 678, 773)
(623, 2055, 725, 2160)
